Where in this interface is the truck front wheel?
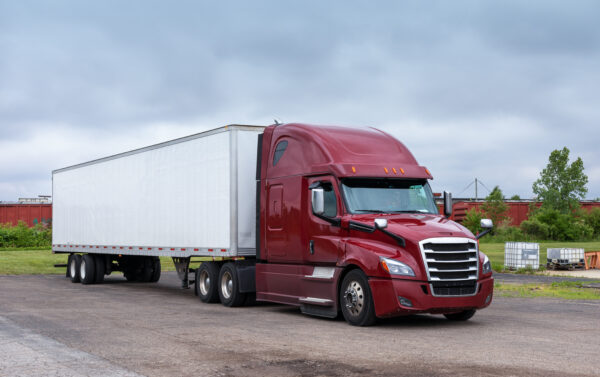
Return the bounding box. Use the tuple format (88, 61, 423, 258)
(218, 263, 246, 307)
(444, 309, 476, 321)
(340, 270, 376, 326)
(196, 262, 220, 303)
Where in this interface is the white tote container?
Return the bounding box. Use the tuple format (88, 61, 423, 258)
(504, 242, 539, 269)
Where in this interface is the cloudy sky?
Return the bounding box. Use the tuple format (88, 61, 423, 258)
(1, 0, 598, 201)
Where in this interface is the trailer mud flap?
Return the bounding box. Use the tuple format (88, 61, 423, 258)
(236, 263, 256, 293)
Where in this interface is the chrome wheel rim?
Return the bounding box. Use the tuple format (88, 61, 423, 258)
(220, 271, 233, 299)
(199, 270, 210, 296)
(344, 280, 364, 316)
(80, 259, 86, 280)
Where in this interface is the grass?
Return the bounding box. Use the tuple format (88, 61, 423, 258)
(494, 281, 600, 300)
(0, 248, 177, 275)
(478, 241, 600, 272)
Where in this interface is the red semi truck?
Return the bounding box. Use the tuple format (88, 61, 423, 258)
(53, 123, 494, 326)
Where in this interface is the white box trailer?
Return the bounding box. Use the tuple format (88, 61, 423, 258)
(52, 125, 264, 259)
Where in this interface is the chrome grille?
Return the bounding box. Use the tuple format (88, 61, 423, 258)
(420, 238, 479, 297)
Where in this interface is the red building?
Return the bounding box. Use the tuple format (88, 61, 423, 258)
(0, 203, 52, 227)
(437, 199, 600, 226)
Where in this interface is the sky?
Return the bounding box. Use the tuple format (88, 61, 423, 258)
(1, 0, 599, 201)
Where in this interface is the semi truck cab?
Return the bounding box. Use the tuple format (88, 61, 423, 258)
(254, 123, 493, 325)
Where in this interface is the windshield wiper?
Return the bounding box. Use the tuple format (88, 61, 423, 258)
(388, 210, 429, 213)
(353, 209, 388, 213)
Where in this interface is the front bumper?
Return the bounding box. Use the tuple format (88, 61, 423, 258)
(368, 276, 494, 318)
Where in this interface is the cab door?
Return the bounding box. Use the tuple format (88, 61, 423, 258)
(304, 176, 345, 264)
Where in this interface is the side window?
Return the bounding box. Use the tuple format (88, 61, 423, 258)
(273, 140, 288, 166)
(322, 183, 337, 218)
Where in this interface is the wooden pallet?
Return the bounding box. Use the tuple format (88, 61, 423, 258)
(584, 251, 600, 270)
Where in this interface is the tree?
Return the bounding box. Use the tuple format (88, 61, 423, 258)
(481, 186, 509, 226)
(510, 195, 521, 200)
(532, 147, 588, 213)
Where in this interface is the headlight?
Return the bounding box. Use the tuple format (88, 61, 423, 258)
(380, 257, 415, 277)
(482, 253, 492, 274)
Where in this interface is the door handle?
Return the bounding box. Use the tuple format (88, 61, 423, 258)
(309, 240, 314, 255)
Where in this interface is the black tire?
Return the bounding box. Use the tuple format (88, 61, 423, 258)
(69, 254, 81, 283)
(135, 257, 153, 282)
(444, 309, 476, 321)
(93, 255, 105, 284)
(149, 257, 161, 283)
(218, 263, 246, 307)
(339, 269, 376, 326)
(195, 262, 220, 303)
(66, 254, 73, 278)
(80, 254, 96, 285)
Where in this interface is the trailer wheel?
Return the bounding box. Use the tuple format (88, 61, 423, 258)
(80, 254, 96, 285)
(135, 257, 154, 282)
(195, 262, 220, 303)
(218, 263, 246, 307)
(339, 269, 376, 326)
(69, 254, 81, 283)
(66, 254, 73, 278)
(149, 257, 161, 283)
(444, 309, 476, 321)
(93, 255, 105, 284)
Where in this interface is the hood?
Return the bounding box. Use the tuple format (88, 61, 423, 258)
(349, 213, 475, 243)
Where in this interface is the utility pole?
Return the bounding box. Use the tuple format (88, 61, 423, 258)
(475, 178, 478, 202)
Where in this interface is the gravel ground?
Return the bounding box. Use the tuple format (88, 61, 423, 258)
(494, 272, 600, 284)
(1, 272, 599, 377)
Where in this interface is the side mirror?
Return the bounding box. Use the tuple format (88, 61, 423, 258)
(443, 191, 452, 217)
(374, 218, 388, 230)
(480, 219, 493, 229)
(311, 188, 324, 215)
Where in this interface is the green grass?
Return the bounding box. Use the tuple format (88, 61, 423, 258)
(0, 249, 177, 275)
(479, 241, 600, 272)
(494, 281, 600, 300)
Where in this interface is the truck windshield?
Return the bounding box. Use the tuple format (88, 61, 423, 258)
(341, 178, 439, 215)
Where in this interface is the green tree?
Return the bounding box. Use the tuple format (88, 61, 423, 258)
(532, 147, 588, 213)
(461, 208, 483, 235)
(510, 195, 521, 200)
(481, 186, 509, 226)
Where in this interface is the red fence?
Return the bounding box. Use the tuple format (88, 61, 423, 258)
(0, 204, 52, 227)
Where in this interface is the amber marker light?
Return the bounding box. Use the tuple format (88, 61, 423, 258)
(425, 168, 431, 176)
(392, 168, 397, 174)
(352, 166, 356, 173)
(384, 167, 389, 174)
(400, 168, 405, 174)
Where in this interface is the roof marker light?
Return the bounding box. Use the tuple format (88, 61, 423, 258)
(392, 168, 397, 174)
(425, 168, 431, 176)
(352, 166, 356, 173)
(384, 167, 389, 174)
(400, 168, 405, 174)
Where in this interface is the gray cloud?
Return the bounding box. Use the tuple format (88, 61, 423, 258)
(0, 0, 599, 200)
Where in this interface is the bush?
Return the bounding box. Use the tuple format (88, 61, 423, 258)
(521, 207, 594, 241)
(481, 225, 525, 243)
(0, 221, 52, 248)
(583, 208, 600, 238)
(461, 208, 483, 235)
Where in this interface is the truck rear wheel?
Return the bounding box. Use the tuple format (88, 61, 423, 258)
(218, 263, 246, 307)
(136, 257, 154, 282)
(339, 270, 376, 326)
(444, 309, 476, 321)
(69, 254, 81, 283)
(80, 254, 96, 285)
(195, 262, 220, 303)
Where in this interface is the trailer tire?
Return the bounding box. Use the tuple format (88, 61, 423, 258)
(66, 254, 73, 278)
(93, 255, 105, 284)
(195, 262, 220, 303)
(339, 269, 376, 326)
(149, 257, 161, 283)
(444, 309, 476, 321)
(218, 263, 246, 307)
(135, 257, 153, 282)
(80, 254, 96, 285)
(69, 254, 81, 283)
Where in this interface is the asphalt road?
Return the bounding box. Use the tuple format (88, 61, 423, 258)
(1, 272, 598, 377)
